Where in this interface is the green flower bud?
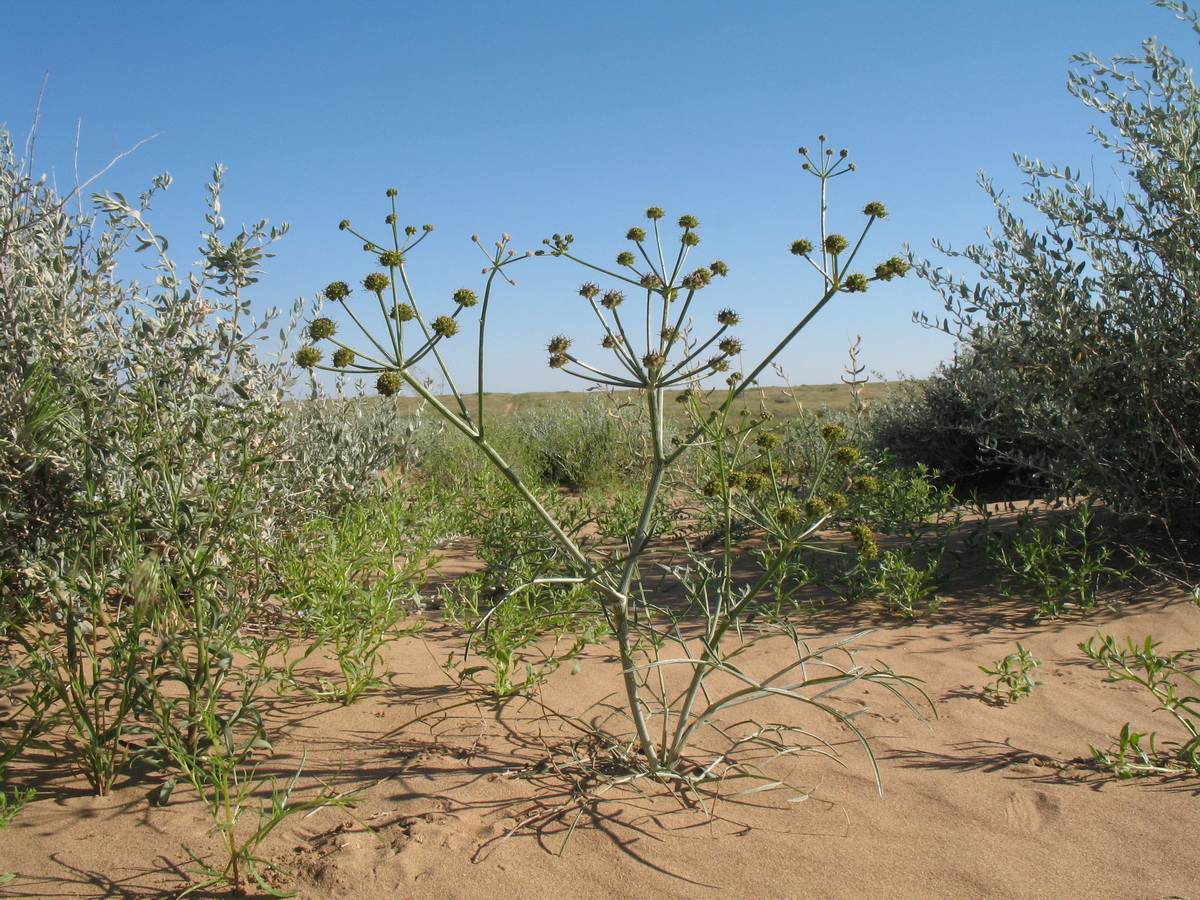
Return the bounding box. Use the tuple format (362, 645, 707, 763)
(405, 225, 418, 236)
(646, 207, 665, 220)
(579, 282, 601, 299)
(324, 281, 351, 300)
(547, 334, 572, 354)
(677, 214, 699, 229)
(790, 239, 813, 256)
(843, 272, 869, 293)
(386, 188, 399, 198)
(332, 347, 356, 368)
(386, 213, 398, 225)
(862, 201, 888, 218)
(601, 290, 625, 309)
(824, 234, 848, 255)
(338, 220, 351, 231)
(717, 309, 740, 326)
(626, 227, 646, 242)
(309, 318, 337, 341)
(422, 224, 435, 232)
(681, 231, 701, 247)
(453, 288, 478, 307)
(616, 251, 636, 266)
(432, 315, 459, 338)
(295, 347, 322, 369)
(363, 272, 390, 292)
(377, 370, 402, 396)
(379, 250, 405, 267)
(874, 256, 911, 281)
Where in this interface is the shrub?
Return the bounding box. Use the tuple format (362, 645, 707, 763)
(902, 2, 1200, 532)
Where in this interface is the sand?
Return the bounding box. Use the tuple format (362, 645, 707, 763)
(2, 525, 1198, 899)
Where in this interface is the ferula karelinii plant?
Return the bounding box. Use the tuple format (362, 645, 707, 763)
(310, 140, 916, 784)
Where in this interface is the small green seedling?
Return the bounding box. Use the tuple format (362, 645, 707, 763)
(980, 643, 1043, 704)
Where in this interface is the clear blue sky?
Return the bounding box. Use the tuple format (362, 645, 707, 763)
(2, 1, 1193, 393)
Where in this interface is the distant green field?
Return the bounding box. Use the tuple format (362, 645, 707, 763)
(375, 381, 913, 422)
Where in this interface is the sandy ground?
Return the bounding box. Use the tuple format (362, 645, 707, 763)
(2, 532, 1198, 899)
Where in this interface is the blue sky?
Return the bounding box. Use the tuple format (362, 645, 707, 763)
(2, 1, 1193, 393)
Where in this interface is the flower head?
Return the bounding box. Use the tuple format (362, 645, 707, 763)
(626, 227, 646, 242)
(874, 256, 911, 281)
(843, 272, 869, 293)
(616, 251, 636, 266)
(324, 281, 351, 301)
(718, 337, 742, 355)
(579, 282, 601, 299)
(834, 445, 862, 465)
(790, 239, 813, 256)
(378, 250, 405, 267)
(710, 259, 729, 276)
(804, 497, 829, 519)
(431, 315, 459, 338)
(601, 290, 625, 309)
(677, 214, 699, 229)
(862, 201, 888, 218)
(377, 370, 402, 396)
(639, 273, 662, 289)
(681, 232, 700, 247)
(823, 234, 848, 256)
(547, 334, 572, 354)
(820, 423, 847, 443)
(680, 267, 712, 290)
(332, 348, 356, 368)
(453, 288, 478, 307)
(716, 309, 740, 326)
(548, 353, 569, 369)
(362, 272, 390, 293)
(295, 347, 322, 369)
(642, 351, 666, 370)
(756, 432, 781, 450)
(308, 318, 336, 341)
(777, 505, 802, 528)
(645, 206, 665, 220)
(601, 333, 623, 349)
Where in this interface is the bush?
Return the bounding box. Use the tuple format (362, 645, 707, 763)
(900, 2, 1200, 532)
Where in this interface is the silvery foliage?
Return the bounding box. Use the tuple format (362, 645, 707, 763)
(903, 1, 1200, 530)
(0, 127, 313, 609)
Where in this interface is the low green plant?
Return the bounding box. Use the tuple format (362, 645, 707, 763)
(979, 643, 1043, 704)
(842, 545, 945, 619)
(1081, 633, 1200, 777)
(987, 503, 1134, 618)
(304, 136, 928, 813)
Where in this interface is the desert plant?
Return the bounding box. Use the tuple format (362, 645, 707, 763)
(305, 137, 927, 805)
(906, 2, 1200, 533)
(987, 503, 1134, 618)
(980, 643, 1043, 704)
(1081, 632, 1200, 776)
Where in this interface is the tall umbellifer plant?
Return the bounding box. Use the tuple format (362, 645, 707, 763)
(903, 1, 1200, 535)
(302, 138, 925, 799)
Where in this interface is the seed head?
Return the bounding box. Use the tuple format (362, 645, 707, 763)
(616, 251, 636, 266)
(862, 201, 888, 218)
(777, 505, 802, 528)
(295, 346, 322, 369)
(548, 353, 569, 369)
(710, 259, 729, 276)
(716, 308, 740, 326)
(324, 281, 351, 300)
(379, 249, 405, 267)
(677, 214, 699, 229)
(718, 337, 742, 355)
(309, 317, 337, 341)
(843, 272, 869, 293)
(386, 188, 399, 197)
(453, 288, 478, 307)
(547, 334, 572, 354)
(681, 232, 700, 247)
(332, 348, 356, 368)
(579, 282, 601, 299)
(642, 351, 666, 370)
(645, 207, 665, 220)
(601, 290, 625, 309)
(601, 333, 623, 349)
(431, 315, 459, 338)
(790, 239, 813, 256)
(362, 272, 390, 292)
(639, 273, 662, 289)
(626, 227, 647, 242)
(377, 370, 402, 396)
(392, 303, 416, 322)
(823, 234, 848, 255)
(660, 327, 680, 345)
(708, 355, 730, 372)
(727, 372, 743, 386)
(756, 432, 781, 450)
(680, 267, 712, 291)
